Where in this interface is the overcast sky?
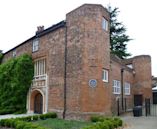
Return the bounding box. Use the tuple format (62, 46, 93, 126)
(0, 0, 157, 76)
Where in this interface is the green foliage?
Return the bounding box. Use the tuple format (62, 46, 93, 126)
(35, 118, 91, 129)
(17, 112, 57, 122)
(83, 122, 110, 129)
(87, 115, 123, 129)
(39, 112, 57, 120)
(0, 54, 34, 114)
(0, 113, 57, 129)
(91, 115, 105, 122)
(0, 53, 3, 64)
(109, 7, 132, 59)
(0, 113, 122, 129)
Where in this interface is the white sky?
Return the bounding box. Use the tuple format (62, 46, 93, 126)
(0, 0, 157, 76)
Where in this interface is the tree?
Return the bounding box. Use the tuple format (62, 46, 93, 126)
(0, 50, 3, 64)
(109, 7, 131, 59)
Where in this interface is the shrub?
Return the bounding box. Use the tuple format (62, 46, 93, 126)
(39, 112, 57, 120)
(17, 116, 32, 122)
(84, 115, 123, 129)
(91, 115, 105, 122)
(39, 114, 46, 120)
(4, 119, 13, 127)
(83, 122, 110, 129)
(0, 119, 6, 126)
(45, 112, 57, 118)
(114, 117, 123, 126)
(15, 121, 26, 129)
(103, 120, 114, 129)
(0, 112, 57, 129)
(33, 115, 40, 121)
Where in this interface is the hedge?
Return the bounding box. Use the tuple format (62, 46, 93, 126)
(0, 112, 57, 129)
(82, 115, 123, 129)
(0, 113, 123, 129)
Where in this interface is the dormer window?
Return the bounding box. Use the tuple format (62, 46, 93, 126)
(12, 51, 16, 57)
(102, 17, 108, 31)
(32, 38, 39, 52)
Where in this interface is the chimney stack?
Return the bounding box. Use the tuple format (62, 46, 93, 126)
(36, 26, 44, 34)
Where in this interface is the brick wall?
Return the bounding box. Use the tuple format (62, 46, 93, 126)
(110, 57, 134, 115)
(1, 4, 153, 119)
(65, 4, 111, 119)
(132, 55, 152, 101)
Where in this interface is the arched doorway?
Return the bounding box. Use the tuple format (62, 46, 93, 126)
(34, 93, 43, 114)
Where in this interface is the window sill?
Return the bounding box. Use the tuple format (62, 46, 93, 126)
(124, 94, 130, 96)
(113, 93, 121, 95)
(102, 80, 108, 83)
(32, 50, 39, 53)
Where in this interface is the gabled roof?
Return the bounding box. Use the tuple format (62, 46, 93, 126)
(4, 21, 66, 55)
(110, 54, 133, 72)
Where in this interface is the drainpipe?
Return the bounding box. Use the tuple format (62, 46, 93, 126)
(121, 68, 124, 110)
(63, 24, 67, 119)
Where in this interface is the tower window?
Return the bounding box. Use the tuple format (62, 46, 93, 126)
(102, 17, 108, 31)
(102, 69, 109, 82)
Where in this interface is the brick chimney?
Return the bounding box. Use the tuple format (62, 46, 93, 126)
(36, 26, 44, 34)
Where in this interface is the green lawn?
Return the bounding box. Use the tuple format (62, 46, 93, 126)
(33, 118, 92, 129)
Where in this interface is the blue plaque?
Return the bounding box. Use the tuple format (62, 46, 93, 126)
(89, 79, 97, 87)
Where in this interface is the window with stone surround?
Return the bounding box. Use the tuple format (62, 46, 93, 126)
(32, 38, 39, 52)
(102, 69, 108, 82)
(34, 58, 46, 77)
(124, 82, 130, 95)
(113, 80, 121, 94)
(102, 17, 108, 31)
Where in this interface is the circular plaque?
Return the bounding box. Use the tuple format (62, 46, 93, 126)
(89, 79, 97, 87)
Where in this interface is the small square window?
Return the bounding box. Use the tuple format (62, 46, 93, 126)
(102, 69, 108, 82)
(12, 51, 16, 57)
(102, 17, 108, 31)
(32, 38, 39, 52)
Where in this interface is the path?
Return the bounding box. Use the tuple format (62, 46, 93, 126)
(0, 114, 34, 120)
(121, 116, 157, 129)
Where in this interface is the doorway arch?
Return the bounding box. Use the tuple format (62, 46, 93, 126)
(34, 93, 43, 114)
(30, 90, 44, 114)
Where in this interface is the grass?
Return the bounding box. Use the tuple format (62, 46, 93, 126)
(33, 118, 92, 129)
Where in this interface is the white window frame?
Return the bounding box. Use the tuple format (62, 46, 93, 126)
(12, 51, 16, 57)
(32, 38, 39, 52)
(124, 82, 131, 95)
(34, 58, 46, 77)
(102, 17, 108, 31)
(102, 69, 108, 82)
(113, 80, 121, 94)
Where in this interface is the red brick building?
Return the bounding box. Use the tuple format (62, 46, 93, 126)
(2, 4, 152, 119)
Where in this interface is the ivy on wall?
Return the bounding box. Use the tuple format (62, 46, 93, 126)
(0, 54, 34, 114)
